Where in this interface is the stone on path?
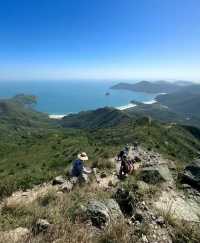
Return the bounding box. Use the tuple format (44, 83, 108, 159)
(2, 184, 57, 208)
(86, 199, 123, 228)
(52, 175, 66, 185)
(59, 180, 73, 192)
(34, 219, 51, 234)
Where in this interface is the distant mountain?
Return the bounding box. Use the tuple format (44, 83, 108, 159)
(174, 80, 194, 86)
(156, 84, 200, 118)
(111, 80, 192, 94)
(61, 107, 132, 129)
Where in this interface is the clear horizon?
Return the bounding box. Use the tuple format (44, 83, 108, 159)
(0, 0, 200, 81)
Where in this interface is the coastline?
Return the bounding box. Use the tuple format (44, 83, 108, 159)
(49, 100, 155, 119)
(116, 103, 137, 110)
(49, 114, 66, 119)
(143, 99, 157, 105)
(48, 92, 166, 119)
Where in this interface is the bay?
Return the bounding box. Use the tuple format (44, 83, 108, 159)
(0, 80, 156, 114)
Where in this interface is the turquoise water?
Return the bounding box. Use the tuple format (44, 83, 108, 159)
(0, 81, 156, 114)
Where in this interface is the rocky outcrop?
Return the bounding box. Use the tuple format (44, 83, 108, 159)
(154, 189, 200, 222)
(52, 176, 66, 185)
(59, 180, 73, 192)
(180, 159, 200, 190)
(113, 188, 135, 216)
(33, 219, 51, 234)
(86, 199, 123, 228)
(138, 164, 173, 185)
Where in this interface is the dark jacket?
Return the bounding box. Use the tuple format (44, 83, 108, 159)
(71, 159, 83, 177)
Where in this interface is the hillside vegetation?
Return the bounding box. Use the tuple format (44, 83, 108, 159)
(1, 97, 200, 199)
(157, 85, 200, 118)
(126, 102, 200, 128)
(0, 95, 200, 243)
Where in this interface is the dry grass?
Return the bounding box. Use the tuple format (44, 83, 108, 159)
(159, 205, 200, 243)
(96, 221, 136, 243)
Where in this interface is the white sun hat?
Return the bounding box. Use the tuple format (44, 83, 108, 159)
(77, 152, 88, 161)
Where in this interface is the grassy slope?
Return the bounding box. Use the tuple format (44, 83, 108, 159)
(61, 107, 132, 129)
(125, 102, 200, 128)
(0, 98, 200, 198)
(156, 85, 200, 118)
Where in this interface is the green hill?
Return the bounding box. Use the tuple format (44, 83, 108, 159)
(157, 85, 200, 118)
(125, 102, 200, 128)
(61, 107, 132, 129)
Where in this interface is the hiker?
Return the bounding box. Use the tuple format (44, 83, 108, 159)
(71, 152, 91, 183)
(117, 145, 129, 161)
(119, 155, 135, 178)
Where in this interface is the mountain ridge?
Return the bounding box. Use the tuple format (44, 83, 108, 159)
(110, 80, 193, 94)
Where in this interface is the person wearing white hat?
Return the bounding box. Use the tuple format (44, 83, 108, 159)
(71, 152, 91, 182)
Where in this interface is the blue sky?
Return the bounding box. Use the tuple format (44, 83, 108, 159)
(0, 0, 200, 81)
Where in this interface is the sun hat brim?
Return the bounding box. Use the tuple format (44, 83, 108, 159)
(78, 153, 88, 161)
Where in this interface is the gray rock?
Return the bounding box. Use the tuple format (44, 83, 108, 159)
(139, 165, 173, 184)
(86, 199, 123, 228)
(86, 200, 111, 228)
(52, 176, 66, 185)
(34, 219, 50, 234)
(70, 176, 78, 185)
(181, 159, 200, 190)
(104, 199, 123, 221)
(113, 188, 135, 216)
(156, 216, 165, 226)
(59, 180, 73, 192)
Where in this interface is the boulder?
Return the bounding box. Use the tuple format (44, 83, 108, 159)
(105, 199, 123, 221)
(156, 216, 165, 226)
(86, 199, 123, 228)
(180, 159, 200, 190)
(52, 176, 66, 185)
(113, 188, 135, 216)
(59, 180, 73, 192)
(139, 165, 173, 185)
(34, 219, 50, 234)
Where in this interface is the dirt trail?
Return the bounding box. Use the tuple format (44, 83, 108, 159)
(0, 184, 58, 210)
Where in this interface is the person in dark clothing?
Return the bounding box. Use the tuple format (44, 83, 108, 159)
(117, 145, 129, 161)
(119, 155, 129, 178)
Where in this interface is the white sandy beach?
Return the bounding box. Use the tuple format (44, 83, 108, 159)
(117, 103, 137, 110)
(49, 114, 66, 119)
(143, 99, 157, 105)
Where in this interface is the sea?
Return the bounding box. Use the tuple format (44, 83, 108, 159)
(0, 80, 157, 115)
